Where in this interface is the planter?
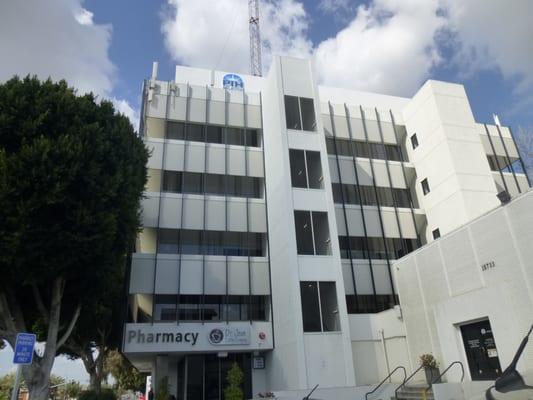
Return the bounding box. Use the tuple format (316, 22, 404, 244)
(424, 367, 441, 385)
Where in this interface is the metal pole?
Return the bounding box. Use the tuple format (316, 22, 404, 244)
(11, 365, 22, 400)
(380, 330, 391, 382)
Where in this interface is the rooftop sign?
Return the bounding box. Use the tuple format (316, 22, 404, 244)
(223, 74, 244, 91)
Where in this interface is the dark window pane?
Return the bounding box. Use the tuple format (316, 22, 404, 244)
(183, 172, 203, 194)
(355, 141, 370, 158)
(226, 127, 245, 146)
(300, 97, 316, 131)
(202, 295, 222, 321)
(343, 184, 359, 204)
(187, 123, 205, 142)
(370, 142, 387, 160)
(187, 355, 203, 399)
(326, 137, 336, 154)
(249, 296, 266, 321)
(284, 95, 301, 130)
(204, 231, 223, 255)
(162, 171, 182, 193)
(332, 183, 343, 203)
(337, 139, 352, 157)
(294, 211, 314, 255)
(385, 144, 402, 161)
(312, 211, 331, 255)
(179, 295, 201, 321)
(300, 282, 321, 332)
(180, 230, 202, 254)
(319, 282, 340, 331)
(290, 149, 307, 188)
(245, 130, 260, 147)
(421, 178, 430, 195)
(306, 151, 323, 189)
(154, 295, 177, 322)
(167, 121, 186, 140)
(158, 229, 179, 253)
(224, 232, 243, 256)
(204, 174, 225, 196)
(207, 125, 224, 144)
(411, 134, 419, 150)
(432, 228, 441, 239)
(360, 186, 377, 205)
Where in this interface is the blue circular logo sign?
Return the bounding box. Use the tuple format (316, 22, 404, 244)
(209, 329, 224, 344)
(223, 74, 244, 91)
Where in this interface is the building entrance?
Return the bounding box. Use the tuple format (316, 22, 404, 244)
(176, 353, 252, 400)
(460, 320, 502, 381)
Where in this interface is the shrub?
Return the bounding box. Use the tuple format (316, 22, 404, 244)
(79, 389, 116, 400)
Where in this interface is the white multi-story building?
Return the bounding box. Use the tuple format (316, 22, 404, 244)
(122, 56, 530, 400)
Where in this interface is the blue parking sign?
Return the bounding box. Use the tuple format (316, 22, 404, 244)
(13, 333, 36, 364)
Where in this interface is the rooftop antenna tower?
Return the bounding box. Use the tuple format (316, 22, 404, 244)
(248, 0, 262, 76)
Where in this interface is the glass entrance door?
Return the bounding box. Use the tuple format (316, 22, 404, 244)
(460, 319, 502, 381)
(177, 353, 252, 400)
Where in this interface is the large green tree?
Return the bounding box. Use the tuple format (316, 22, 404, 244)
(0, 76, 148, 400)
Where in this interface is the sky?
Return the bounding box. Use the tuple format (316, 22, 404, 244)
(1, 0, 533, 383)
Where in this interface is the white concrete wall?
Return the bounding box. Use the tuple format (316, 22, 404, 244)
(402, 80, 500, 243)
(395, 190, 533, 382)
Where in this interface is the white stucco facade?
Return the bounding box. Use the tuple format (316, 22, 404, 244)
(123, 56, 531, 400)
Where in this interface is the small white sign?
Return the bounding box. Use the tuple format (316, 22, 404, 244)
(253, 356, 265, 369)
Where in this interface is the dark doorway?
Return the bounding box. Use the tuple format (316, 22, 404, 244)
(460, 319, 502, 381)
(177, 353, 252, 400)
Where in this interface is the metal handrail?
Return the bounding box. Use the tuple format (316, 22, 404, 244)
(423, 361, 465, 396)
(365, 366, 407, 400)
(394, 364, 425, 400)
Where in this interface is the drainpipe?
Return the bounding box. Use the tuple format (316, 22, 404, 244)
(380, 329, 391, 382)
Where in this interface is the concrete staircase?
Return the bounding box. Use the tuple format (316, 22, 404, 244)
(393, 384, 433, 400)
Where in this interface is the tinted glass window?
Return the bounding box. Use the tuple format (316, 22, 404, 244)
(300, 97, 316, 131)
(290, 149, 307, 188)
(183, 172, 203, 194)
(300, 282, 321, 332)
(163, 171, 182, 193)
(226, 127, 245, 146)
(188, 123, 205, 142)
(207, 125, 224, 144)
(306, 151, 323, 189)
(312, 211, 331, 255)
(294, 211, 314, 255)
(319, 282, 340, 331)
(284, 95, 301, 130)
(245, 130, 260, 147)
(167, 121, 186, 140)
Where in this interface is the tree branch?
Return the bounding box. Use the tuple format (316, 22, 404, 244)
(31, 283, 49, 324)
(57, 304, 81, 349)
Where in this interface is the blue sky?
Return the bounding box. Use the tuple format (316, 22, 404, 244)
(1, 0, 533, 383)
(78, 0, 533, 131)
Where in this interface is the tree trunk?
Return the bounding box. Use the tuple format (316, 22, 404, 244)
(0, 278, 81, 400)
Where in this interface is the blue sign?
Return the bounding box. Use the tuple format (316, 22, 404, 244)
(13, 333, 36, 365)
(223, 74, 244, 91)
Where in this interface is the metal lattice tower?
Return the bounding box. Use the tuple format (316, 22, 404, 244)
(248, 0, 262, 76)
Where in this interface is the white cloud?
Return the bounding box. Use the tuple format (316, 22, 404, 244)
(0, 0, 138, 127)
(442, 0, 533, 94)
(314, 0, 446, 95)
(161, 0, 312, 75)
(75, 8, 94, 26)
(112, 97, 140, 130)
